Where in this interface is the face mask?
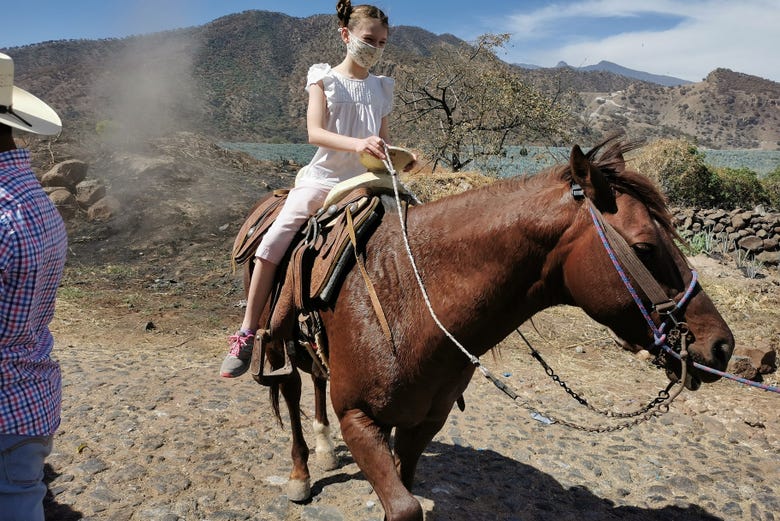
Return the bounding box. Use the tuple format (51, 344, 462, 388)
(346, 31, 384, 69)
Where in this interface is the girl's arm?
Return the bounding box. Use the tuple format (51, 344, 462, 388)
(307, 81, 386, 159)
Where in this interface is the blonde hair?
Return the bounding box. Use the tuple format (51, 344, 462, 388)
(336, 0, 389, 30)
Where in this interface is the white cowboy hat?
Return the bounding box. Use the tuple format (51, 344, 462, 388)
(0, 53, 61, 136)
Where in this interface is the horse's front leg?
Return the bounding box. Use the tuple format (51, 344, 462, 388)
(312, 374, 338, 470)
(279, 370, 311, 502)
(339, 409, 423, 521)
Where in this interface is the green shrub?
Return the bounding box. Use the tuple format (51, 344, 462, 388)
(715, 166, 769, 209)
(630, 139, 721, 207)
(761, 166, 780, 210)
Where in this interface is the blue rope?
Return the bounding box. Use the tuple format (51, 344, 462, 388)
(587, 204, 780, 394)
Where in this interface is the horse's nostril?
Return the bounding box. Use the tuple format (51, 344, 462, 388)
(712, 339, 734, 368)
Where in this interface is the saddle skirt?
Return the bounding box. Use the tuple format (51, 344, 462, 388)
(230, 172, 413, 384)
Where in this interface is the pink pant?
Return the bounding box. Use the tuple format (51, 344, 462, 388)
(255, 185, 331, 265)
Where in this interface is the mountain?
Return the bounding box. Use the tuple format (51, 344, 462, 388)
(575, 68, 780, 149)
(2, 10, 778, 150)
(554, 60, 692, 87)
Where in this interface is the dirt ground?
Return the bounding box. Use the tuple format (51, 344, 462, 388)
(38, 135, 780, 520)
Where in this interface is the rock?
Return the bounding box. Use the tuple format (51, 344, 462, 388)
(87, 196, 121, 222)
(737, 235, 763, 252)
(48, 189, 78, 219)
(709, 209, 727, 220)
(76, 179, 106, 208)
(739, 210, 754, 222)
(762, 237, 779, 251)
(731, 215, 747, 230)
(727, 355, 759, 381)
(756, 250, 780, 266)
(41, 159, 88, 190)
(301, 505, 345, 521)
(734, 345, 777, 375)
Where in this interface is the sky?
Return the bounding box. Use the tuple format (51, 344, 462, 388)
(1, 0, 777, 83)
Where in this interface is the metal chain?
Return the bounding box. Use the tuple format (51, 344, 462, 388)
(518, 329, 676, 419)
(498, 328, 690, 433)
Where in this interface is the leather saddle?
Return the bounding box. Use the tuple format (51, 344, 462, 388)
(230, 173, 412, 385)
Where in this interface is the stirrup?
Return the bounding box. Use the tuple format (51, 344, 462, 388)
(250, 329, 294, 386)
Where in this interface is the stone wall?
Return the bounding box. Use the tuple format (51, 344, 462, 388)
(673, 206, 780, 266)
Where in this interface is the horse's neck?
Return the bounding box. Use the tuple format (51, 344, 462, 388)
(406, 177, 576, 352)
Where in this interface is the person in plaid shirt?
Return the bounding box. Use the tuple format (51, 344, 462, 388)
(0, 52, 66, 520)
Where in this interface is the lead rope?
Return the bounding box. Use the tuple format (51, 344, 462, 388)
(381, 146, 682, 432)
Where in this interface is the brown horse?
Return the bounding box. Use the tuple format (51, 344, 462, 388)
(255, 137, 734, 521)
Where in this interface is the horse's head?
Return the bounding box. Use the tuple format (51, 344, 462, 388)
(560, 138, 734, 390)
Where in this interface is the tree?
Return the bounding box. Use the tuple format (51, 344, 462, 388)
(395, 34, 571, 173)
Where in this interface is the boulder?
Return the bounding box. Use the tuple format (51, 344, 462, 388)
(737, 235, 763, 252)
(48, 189, 78, 220)
(709, 209, 727, 221)
(730, 215, 747, 230)
(76, 179, 106, 208)
(41, 160, 88, 190)
(733, 344, 777, 375)
(762, 237, 779, 250)
(726, 356, 759, 381)
(756, 250, 780, 266)
(87, 196, 121, 222)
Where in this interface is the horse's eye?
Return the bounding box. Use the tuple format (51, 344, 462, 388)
(633, 243, 655, 256)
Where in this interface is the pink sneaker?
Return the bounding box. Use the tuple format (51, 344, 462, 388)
(220, 329, 255, 378)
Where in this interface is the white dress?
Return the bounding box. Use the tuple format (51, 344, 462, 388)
(296, 63, 395, 189)
(255, 64, 394, 264)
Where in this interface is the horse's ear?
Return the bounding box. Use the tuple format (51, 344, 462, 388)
(613, 150, 626, 174)
(569, 144, 589, 184)
(569, 144, 616, 212)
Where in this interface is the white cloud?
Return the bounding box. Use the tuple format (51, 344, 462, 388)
(500, 0, 779, 82)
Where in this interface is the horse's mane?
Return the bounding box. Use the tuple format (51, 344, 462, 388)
(544, 135, 677, 236)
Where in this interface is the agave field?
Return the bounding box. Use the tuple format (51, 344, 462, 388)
(223, 143, 780, 177)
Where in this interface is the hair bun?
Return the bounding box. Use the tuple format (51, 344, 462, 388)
(336, 0, 352, 27)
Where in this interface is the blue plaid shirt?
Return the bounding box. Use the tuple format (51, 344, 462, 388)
(1, 149, 67, 436)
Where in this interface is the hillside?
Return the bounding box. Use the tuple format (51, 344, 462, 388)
(578, 69, 780, 149)
(3, 10, 779, 150)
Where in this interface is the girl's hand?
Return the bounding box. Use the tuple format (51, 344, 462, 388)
(355, 136, 386, 159)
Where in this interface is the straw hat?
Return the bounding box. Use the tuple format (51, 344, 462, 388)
(0, 53, 61, 135)
(359, 146, 415, 173)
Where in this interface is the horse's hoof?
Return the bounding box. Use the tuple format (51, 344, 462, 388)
(286, 477, 312, 503)
(316, 450, 339, 471)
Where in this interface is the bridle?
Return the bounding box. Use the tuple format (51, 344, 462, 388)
(578, 186, 698, 369)
(580, 185, 778, 394)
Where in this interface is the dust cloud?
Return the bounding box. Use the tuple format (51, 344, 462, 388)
(87, 0, 211, 149)
(90, 31, 203, 148)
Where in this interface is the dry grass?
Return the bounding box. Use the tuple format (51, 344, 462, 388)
(401, 170, 496, 203)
